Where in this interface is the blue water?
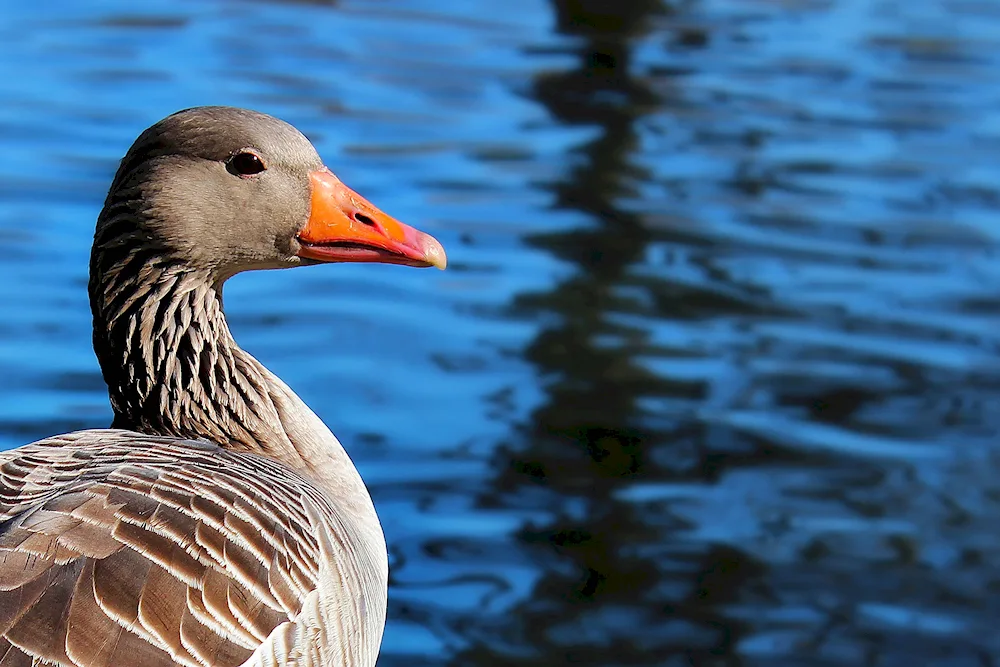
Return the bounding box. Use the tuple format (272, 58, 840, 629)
(1, 0, 999, 664)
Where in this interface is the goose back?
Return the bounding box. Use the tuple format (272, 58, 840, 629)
(0, 430, 386, 667)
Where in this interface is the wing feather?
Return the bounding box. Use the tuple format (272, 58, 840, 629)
(0, 429, 336, 667)
(0, 637, 32, 667)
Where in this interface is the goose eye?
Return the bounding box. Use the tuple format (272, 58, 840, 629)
(228, 151, 266, 177)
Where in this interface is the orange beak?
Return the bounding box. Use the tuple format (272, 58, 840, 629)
(296, 167, 447, 270)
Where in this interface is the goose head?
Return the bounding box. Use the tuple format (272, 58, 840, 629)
(96, 105, 446, 284)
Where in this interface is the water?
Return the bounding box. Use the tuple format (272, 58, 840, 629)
(1, 0, 998, 664)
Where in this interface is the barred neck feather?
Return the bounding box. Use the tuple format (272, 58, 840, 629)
(90, 241, 285, 458)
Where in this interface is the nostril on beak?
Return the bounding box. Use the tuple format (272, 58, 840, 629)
(353, 212, 377, 227)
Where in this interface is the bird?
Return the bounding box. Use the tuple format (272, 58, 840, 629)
(0, 106, 447, 667)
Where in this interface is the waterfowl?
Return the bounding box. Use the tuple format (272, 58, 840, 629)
(0, 107, 446, 667)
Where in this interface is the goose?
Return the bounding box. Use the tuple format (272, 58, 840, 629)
(0, 106, 446, 667)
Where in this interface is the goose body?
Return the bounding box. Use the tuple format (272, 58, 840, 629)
(0, 107, 446, 667)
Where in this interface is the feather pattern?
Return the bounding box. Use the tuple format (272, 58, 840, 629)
(0, 431, 386, 667)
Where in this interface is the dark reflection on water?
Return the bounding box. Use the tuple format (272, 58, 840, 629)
(459, 0, 705, 664)
(2, 0, 1000, 665)
(453, 1, 744, 665)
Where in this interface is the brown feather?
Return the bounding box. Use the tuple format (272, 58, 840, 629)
(4, 559, 81, 665)
(92, 547, 151, 627)
(66, 559, 175, 667)
(0, 637, 34, 667)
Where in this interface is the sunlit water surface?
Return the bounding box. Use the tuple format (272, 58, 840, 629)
(1, 0, 999, 665)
